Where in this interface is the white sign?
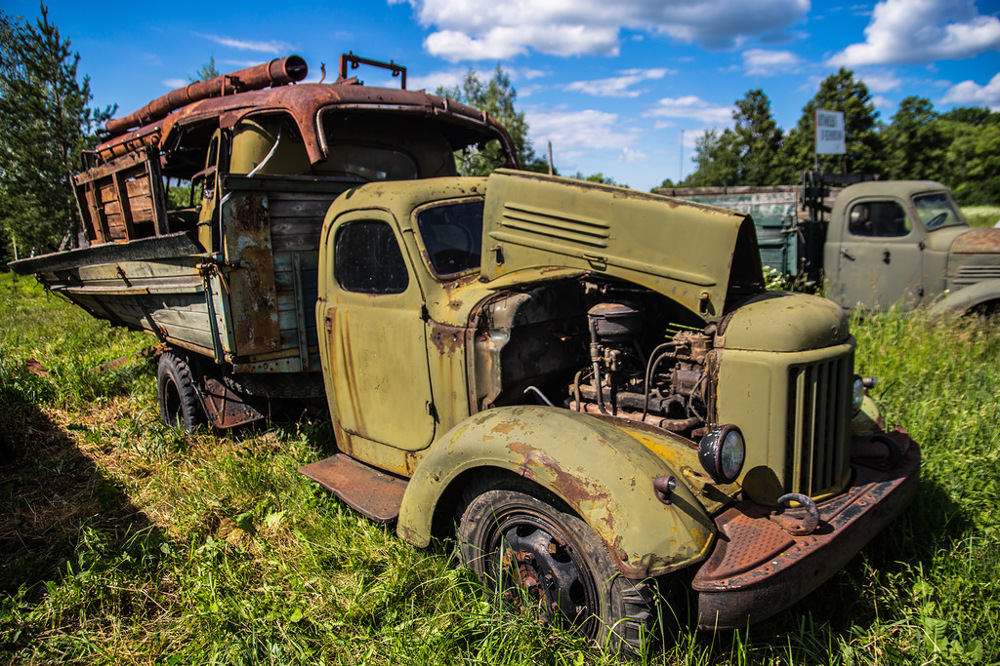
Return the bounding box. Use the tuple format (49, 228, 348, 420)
(815, 109, 846, 155)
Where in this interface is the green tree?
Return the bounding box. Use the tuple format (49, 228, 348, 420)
(939, 112, 1000, 205)
(776, 68, 882, 181)
(683, 128, 739, 187)
(437, 65, 544, 175)
(883, 96, 947, 180)
(189, 56, 220, 83)
(0, 5, 113, 258)
(732, 89, 783, 186)
(569, 172, 628, 188)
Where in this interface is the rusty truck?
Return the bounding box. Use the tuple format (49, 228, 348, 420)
(658, 175, 1000, 314)
(10, 57, 920, 654)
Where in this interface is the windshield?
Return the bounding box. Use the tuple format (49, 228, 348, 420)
(416, 200, 484, 277)
(913, 192, 966, 230)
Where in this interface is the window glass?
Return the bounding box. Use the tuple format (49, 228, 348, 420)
(335, 221, 409, 294)
(913, 192, 964, 230)
(317, 144, 418, 182)
(321, 112, 451, 179)
(416, 200, 484, 276)
(848, 201, 911, 238)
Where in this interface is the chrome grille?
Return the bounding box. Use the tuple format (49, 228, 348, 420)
(787, 352, 853, 497)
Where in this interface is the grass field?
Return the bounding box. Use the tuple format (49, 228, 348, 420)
(1, 271, 998, 665)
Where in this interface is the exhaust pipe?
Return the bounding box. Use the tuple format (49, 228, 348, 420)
(105, 55, 308, 136)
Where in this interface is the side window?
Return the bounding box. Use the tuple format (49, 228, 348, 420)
(335, 221, 409, 294)
(417, 200, 484, 276)
(848, 201, 911, 238)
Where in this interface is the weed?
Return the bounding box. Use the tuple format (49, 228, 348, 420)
(1, 276, 999, 664)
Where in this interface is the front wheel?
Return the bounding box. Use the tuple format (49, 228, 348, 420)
(457, 486, 654, 655)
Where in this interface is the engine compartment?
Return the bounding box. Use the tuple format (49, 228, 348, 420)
(472, 278, 718, 439)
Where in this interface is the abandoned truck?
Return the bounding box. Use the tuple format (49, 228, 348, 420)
(659, 176, 1000, 314)
(10, 56, 920, 652)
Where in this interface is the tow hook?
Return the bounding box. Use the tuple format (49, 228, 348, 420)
(770, 493, 820, 536)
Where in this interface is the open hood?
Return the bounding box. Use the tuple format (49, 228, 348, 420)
(480, 170, 760, 321)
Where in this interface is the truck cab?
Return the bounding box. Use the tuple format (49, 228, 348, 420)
(306, 169, 920, 653)
(824, 180, 1000, 312)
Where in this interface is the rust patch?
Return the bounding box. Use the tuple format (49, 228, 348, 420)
(429, 321, 467, 355)
(505, 440, 614, 509)
(952, 228, 1000, 254)
(226, 195, 281, 355)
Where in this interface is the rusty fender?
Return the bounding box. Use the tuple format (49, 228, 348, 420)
(396, 405, 716, 579)
(930, 278, 1000, 315)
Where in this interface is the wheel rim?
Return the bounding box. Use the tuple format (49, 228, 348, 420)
(483, 509, 600, 634)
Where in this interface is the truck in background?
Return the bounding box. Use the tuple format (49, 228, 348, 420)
(9, 59, 921, 654)
(657, 173, 1000, 314)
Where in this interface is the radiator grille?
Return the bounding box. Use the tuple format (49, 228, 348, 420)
(787, 353, 853, 497)
(953, 266, 1000, 286)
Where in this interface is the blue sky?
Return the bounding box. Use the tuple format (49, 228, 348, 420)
(6, 0, 1000, 190)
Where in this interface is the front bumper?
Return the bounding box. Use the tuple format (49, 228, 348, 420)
(692, 429, 920, 630)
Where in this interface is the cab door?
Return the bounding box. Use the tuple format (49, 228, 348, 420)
(831, 198, 926, 310)
(322, 210, 437, 457)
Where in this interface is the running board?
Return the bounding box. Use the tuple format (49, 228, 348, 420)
(298, 454, 407, 523)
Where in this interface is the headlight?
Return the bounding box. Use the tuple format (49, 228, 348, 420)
(852, 375, 877, 415)
(698, 424, 745, 484)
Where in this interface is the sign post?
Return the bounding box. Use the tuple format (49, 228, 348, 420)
(815, 109, 846, 170)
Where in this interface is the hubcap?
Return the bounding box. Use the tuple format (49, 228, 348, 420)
(485, 511, 599, 632)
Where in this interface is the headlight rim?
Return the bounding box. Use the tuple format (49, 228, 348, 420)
(698, 424, 745, 484)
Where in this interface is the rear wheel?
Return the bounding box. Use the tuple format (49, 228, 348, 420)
(457, 485, 654, 655)
(157, 351, 205, 431)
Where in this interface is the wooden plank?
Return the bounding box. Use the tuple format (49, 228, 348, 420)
(268, 199, 335, 219)
(112, 171, 136, 239)
(146, 151, 168, 236)
(84, 182, 108, 244)
(272, 235, 323, 253)
(71, 150, 146, 185)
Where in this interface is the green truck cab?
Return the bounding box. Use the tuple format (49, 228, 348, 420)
(303, 169, 920, 650)
(660, 178, 1000, 313)
(9, 57, 920, 653)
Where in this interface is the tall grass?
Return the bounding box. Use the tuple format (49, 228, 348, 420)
(1, 272, 998, 664)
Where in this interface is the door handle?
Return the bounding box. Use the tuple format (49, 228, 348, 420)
(841, 248, 855, 261)
(883, 250, 891, 264)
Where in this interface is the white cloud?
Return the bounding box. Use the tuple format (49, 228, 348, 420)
(941, 73, 1000, 109)
(565, 68, 673, 98)
(219, 59, 264, 69)
(391, 0, 810, 61)
(644, 96, 734, 125)
(162, 78, 187, 89)
(620, 146, 648, 163)
(872, 94, 894, 109)
(859, 71, 903, 92)
(408, 68, 466, 91)
(512, 67, 548, 81)
(193, 33, 293, 55)
(828, 0, 1000, 66)
(742, 48, 802, 75)
(525, 108, 637, 151)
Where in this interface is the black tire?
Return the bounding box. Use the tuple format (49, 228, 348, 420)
(157, 352, 205, 432)
(458, 485, 654, 655)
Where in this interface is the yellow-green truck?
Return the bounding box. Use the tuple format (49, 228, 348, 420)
(659, 176, 1000, 313)
(10, 57, 920, 653)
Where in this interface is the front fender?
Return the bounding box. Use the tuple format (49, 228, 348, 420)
(931, 279, 1000, 315)
(397, 405, 715, 579)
